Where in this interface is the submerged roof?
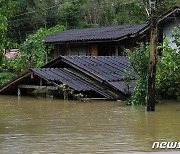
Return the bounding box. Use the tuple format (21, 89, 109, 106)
(44, 23, 148, 44)
(44, 56, 136, 94)
(62, 56, 136, 93)
(32, 68, 114, 99)
(32, 68, 93, 91)
(62, 56, 136, 81)
(0, 56, 135, 99)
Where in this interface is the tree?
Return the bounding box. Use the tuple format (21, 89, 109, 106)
(19, 25, 66, 69)
(58, 0, 85, 28)
(7, 0, 62, 43)
(0, 0, 13, 63)
(125, 44, 149, 105)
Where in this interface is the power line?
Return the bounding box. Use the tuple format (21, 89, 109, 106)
(12, 0, 141, 18)
(13, 4, 61, 18)
(12, 0, 84, 18)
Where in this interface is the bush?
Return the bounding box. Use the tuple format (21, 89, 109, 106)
(126, 43, 149, 105)
(156, 37, 180, 100)
(126, 26, 180, 105)
(0, 72, 15, 86)
(0, 25, 66, 86)
(19, 25, 66, 69)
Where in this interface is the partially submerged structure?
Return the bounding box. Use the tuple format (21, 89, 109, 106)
(0, 56, 136, 100)
(0, 7, 179, 100)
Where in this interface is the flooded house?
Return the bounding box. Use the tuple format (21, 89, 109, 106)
(44, 23, 149, 58)
(0, 7, 179, 100)
(0, 56, 136, 100)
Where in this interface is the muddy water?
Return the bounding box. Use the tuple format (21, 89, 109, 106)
(0, 95, 180, 154)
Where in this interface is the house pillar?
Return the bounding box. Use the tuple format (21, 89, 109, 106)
(18, 88, 21, 96)
(115, 45, 119, 56)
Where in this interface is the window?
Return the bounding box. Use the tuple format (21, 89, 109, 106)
(70, 45, 87, 56)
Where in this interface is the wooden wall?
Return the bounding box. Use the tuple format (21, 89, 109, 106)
(54, 43, 98, 57)
(53, 40, 137, 58)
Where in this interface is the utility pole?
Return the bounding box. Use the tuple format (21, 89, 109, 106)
(147, 0, 158, 111)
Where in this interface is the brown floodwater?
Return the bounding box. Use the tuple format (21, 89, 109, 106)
(0, 95, 180, 154)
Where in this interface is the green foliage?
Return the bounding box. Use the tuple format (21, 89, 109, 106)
(126, 27, 180, 105)
(0, 0, 13, 62)
(172, 26, 180, 50)
(158, 0, 180, 15)
(32, 88, 48, 96)
(60, 83, 67, 91)
(0, 72, 15, 86)
(75, 93, 84, 98)
(126, 44, 149, 105)
(156, 34, 180, 100)
(58, 0, 85, 28)
(0, 25, 65, 86)
(113, 2, 147, 25)
(19, 25, 65, 69)
(6, 0, 179, 43)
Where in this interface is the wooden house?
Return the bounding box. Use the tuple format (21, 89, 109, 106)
(44, 24, 149, 58)
(44, 6, 179, 59)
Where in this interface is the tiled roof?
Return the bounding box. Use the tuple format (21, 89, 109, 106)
(44, 23, 148, 44)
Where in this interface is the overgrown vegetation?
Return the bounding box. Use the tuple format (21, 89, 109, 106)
(156, 27, 180, 101)
(7, 0, 180, 43)
(19, 25, 65, 69)
(125, 44, 149, 105)
(0, 25, 65, 86)
(126, 27, 180, 105)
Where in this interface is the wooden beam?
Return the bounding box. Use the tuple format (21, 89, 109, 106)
(18, 85, 58, 90)
(0, 72, 31, 93)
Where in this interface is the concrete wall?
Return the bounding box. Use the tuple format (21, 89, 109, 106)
(163, 18, 180, 48)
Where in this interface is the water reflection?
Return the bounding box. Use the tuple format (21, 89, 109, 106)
(0, 96, 180, 153)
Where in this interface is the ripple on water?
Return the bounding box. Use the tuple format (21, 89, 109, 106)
(0, 96, 180, 153)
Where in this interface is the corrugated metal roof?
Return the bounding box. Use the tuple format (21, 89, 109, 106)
(31, 68, 114, 99)
(0, 56, 135, 99)
(44, 23, 148, 44)
(59, 56, 136, 93)
(61, 56, 136, 93)
(62, 56, 136, 81)
(32, 68, 93, 91)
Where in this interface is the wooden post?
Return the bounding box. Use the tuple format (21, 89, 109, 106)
(147, 1, 158, 111)
(63, 90, 68, 100)
(18, 88, 21, 96)
(46, 45, 48, 63)
(40, 78, 43, 86)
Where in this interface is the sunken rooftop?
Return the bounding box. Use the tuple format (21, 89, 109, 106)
(44, 23, 148, 44)
(0, 56, 136, 100)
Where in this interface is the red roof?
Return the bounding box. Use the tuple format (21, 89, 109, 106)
(5, 49, 21, 59)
